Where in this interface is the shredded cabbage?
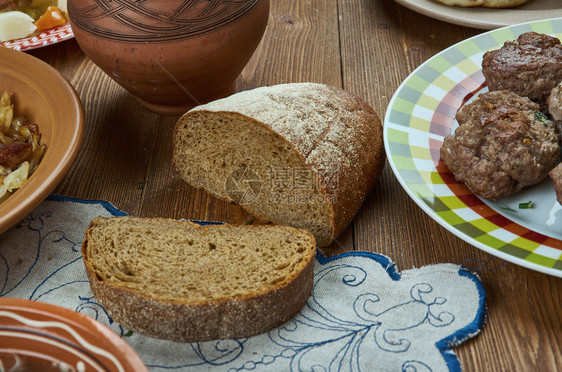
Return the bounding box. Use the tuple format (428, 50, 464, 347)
(0, 91, 45, 203)
(0, 161, 28, 200)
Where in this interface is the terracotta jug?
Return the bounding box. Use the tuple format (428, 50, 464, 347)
(68, 0, 270, 115)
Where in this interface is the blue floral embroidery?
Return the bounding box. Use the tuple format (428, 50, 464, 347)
(0, 195, 487, 371)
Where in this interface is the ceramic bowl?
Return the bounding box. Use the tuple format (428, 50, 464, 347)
(68, 0, 270, 115)
(0, 298, 148, 371)
(0, 47, 84, 235)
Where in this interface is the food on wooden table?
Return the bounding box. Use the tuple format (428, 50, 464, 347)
(0, 10, 36, 41)
(547, 82, 562, 141)
(81, 216, 316, 342)
(482, 32, 562, 111)
(441, 32, 562, 203)
(433, 0, 528, 7)
(440, 90, 559, 200)
(33, 4, 65, 31)
(0, 0, 67, 42)
(550, 163, 562, 205)
(172, 83, 385, 247)
(0, 91, 45, 202)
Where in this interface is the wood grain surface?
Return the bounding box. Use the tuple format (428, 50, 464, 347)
(26, 0, 561, 370)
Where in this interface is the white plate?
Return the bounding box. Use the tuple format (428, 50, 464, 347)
(384, 18, 562, 277)
(0, 23, 73, 51)
(393, 0, 562, 30)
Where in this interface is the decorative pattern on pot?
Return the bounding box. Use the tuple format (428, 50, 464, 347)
(68, 0, 270, 115)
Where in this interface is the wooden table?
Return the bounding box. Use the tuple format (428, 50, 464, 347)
(26, 0, 561, 370)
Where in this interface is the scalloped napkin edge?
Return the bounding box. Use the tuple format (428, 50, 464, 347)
(0, 194, 487, 371)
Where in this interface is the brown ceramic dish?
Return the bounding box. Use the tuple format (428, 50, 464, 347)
(0, 297, 148, 371)
(68, 0, 270, 115)
(0, 47, 84, 235)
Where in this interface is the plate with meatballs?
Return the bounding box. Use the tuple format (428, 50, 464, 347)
(384, 18, 562, 277)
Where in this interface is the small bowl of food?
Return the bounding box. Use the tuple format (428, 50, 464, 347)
(0, 46, 84, 235)
(0, 0, 72, 50)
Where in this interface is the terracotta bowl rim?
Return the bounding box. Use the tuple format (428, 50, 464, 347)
(0, 297, 148, 371)
(0, 47, 84, 235)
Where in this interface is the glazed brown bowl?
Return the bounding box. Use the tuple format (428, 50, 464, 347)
(68, 0, 270, 115)
(0, 298, 147, 371)
(0, 47, 84, 235)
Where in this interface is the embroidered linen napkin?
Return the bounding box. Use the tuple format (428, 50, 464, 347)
(0, 195, 486, 371)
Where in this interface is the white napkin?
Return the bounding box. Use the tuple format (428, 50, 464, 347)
(0, 195, 486, 371)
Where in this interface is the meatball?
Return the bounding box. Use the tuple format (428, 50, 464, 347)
(482, 32, 562, 111)
(547, 81, 562, 141)
(440, 90, 560, 200)
(550, 163, 562, 205)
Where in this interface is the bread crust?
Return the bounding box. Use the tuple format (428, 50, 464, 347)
(173, 83, 385, 246)
(81, 218, 316, 342)
(83, 253, 314, 342)
(327, 90, 385, 241)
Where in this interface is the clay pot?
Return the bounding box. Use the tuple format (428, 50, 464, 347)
(68, 0, 269, 115)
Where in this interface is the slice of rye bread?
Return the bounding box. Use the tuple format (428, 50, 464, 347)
(82, 216, 317, 342)
(172, 83, 385, 247)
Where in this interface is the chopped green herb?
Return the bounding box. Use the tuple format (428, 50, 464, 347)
(511, 163, 523, 169)
(245, 219, 254, 225)
(500, 204, 516, 213)
(124, 330, 133, 337)
(518, 201, 533, 209)
(534, 111, 549, 124)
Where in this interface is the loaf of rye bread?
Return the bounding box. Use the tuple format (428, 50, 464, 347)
(81, 216, 316, 342)
(172, 83, 385, 246)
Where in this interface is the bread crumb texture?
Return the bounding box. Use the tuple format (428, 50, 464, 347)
(191, 83, 370, 175)
(83, 216, 316, 303)
(172, 83, 385, 246)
